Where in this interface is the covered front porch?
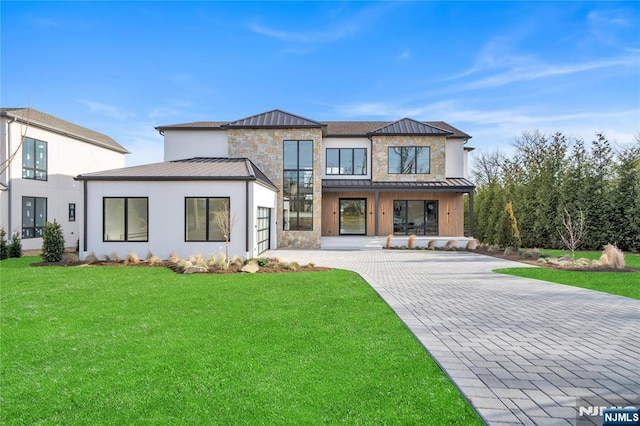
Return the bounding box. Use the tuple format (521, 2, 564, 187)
(320, 179, 475, 239)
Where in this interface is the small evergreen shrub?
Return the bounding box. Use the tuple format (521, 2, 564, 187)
(8, 232, 23, 258)
(41, 220, 65, 262)
(0, 228, 9, 260)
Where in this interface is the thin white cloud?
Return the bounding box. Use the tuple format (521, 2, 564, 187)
(458, 55, 638, 91)
(397, 50, 410, 60)
(32, 17, 60, 28)
(78, 100, 135, 120)
(250, 3, 394, 45)
(588, 10, 630, 28)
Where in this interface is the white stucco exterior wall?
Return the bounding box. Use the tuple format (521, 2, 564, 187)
(321, 137, 371, 180)
(247, 182, 278, 258)
(445, 139, 464, 178)
(80, 180, 274, 261)
(1, 118, 125, 250)
(163, 130, 228, 161)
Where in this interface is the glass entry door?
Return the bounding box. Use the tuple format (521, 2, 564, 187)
(339, 198, 367, 235)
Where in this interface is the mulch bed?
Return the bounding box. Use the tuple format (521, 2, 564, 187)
(30, 254, 331, 274)
(472, 246, 639, 272)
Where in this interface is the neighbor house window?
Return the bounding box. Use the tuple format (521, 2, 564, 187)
(283, 140, 313, 231)
(326, 148, 367, 175)
(22, 137, 48, 180)
(388, 146, 430, 174)
(68, 203, 76, 222)
(22, 196, 47, 238)
(103, 197, 148, 242)
(185, 197, 229, 241)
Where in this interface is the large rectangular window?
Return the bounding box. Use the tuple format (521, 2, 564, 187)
(388, 146, 430, 174)
(22, 197, 47, 238)
(283, 140, 313, 231)
(256, 207, 271, 254)
(22, 137, 48, 180)
(326, 148, 367, 175)
(103, 197, 148, 242)
(185, 197, 229, 241)
(393, 200, 438, 236)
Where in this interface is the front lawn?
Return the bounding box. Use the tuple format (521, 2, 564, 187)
(1, 256, 480, 425)
(496, 250, 640, 300)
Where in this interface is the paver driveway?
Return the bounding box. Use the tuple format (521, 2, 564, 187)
(266, 249, 640, 425)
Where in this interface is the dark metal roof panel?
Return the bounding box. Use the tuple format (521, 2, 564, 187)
(0, 107, 129, 154)
(224, 109, 323, 128)
(76, 157, 277, 190)
(155, 121, 226, 130)
(370, 118, 452, 136)
(322, 178, 475, 190)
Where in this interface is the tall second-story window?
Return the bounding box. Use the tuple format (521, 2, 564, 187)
(388, 146, 430, 174)
(326, 148, 367, 175)
(22, 137, 48, 180)
(283, 140, 313, 231)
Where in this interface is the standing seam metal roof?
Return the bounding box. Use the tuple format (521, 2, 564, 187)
(224, 109, 324, 128)
(369, 118, 452, 136)
(75, 157, 277, 190)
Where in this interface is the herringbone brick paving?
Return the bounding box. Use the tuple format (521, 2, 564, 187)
(267, 249, 640, 425)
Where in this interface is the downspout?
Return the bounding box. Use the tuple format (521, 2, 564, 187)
(468, 190, 474, 238)
(245, 180, 249, 253)
(83, 180, 88, 251)
(6, 116, 17, 235)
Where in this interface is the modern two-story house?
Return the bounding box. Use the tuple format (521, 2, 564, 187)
(0, 108, 128, 251)
(76, 109, 474, 260)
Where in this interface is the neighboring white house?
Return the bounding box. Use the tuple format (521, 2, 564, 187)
(0, 108, 128, 250)
(76, 109, 474, 261)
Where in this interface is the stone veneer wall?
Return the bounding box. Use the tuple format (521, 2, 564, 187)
(371, 135, 446, 182)
(227, 128, 323, 249)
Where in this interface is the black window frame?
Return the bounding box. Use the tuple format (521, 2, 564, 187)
(326, 148, 367, 175)
(256, 207, 271, 254)
(22, 137, 48, 181)
(103, 197, 149, 242)
(393, 200, 438, 236)
(283, 140, 314, 231)
(388, 146, 430, 174)
(68, 203, 76, 222)
(22, 196, 47, 239)
(184, 197, 230, 242)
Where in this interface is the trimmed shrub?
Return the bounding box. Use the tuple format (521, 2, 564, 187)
(0, 228, 8, 260)
(85, 252, 98, 264)
(41, 220, 65, 262)
(385, 234, 394, 249)
(445, 240, 458, 250)
(465, 239, 478, 250)
(427, 240, 436, 250)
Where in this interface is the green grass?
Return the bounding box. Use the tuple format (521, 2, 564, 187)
(496, 250, 640, 300)
(1, 256, 480, 425)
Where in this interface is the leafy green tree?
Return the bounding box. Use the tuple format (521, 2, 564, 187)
(611, 141, 640, 251)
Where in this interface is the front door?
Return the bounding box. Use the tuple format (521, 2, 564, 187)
(339, 198, 367, 235)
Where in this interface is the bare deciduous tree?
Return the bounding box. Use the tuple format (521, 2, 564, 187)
(557, 208, 585, 259)
(214, 201, 237, 265)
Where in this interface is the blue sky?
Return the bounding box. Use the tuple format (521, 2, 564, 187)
(2, 1, 639, 166)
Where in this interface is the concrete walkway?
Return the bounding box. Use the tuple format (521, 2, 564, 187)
(265, 249, 640, 425)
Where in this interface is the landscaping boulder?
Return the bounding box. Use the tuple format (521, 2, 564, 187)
(241, 262, 260, 273)
(184, 265, 207, 274)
